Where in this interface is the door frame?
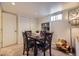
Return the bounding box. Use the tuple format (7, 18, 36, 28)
(1, 10, 18, 48)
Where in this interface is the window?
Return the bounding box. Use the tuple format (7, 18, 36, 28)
(51, 14, 62, 21)
(51, 16, 55, 21)
(57, 14, 62, 20)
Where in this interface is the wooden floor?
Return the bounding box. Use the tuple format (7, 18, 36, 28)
(0, 43, 73, 56)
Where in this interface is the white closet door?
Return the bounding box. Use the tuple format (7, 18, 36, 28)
(2, 12, 17, 47)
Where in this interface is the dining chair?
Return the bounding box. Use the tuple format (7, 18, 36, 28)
(22, 31, 34, 56)
(37, 32, 53, 56)
(40, 31, 45, 37)
(25, 31, 32, 37)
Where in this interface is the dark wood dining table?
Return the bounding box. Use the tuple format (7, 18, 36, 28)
(28, 35, 44, 56)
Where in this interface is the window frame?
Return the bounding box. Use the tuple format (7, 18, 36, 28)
(51, 13, 62, 22)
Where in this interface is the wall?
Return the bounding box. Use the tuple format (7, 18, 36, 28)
(50, 20, 71, 44)
(0, 8, 2, 48)
(18, 16, 38, 44)
(62, 2, 79, 10)
(37, 16, 51, 31)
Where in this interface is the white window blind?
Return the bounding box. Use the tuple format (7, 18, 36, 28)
(51, 14, 62, 21)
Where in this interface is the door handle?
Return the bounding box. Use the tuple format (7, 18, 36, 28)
(0, 29, 2, 32)
(15, 30, 17, 32)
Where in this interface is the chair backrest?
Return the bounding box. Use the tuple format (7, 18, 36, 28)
(22, 32, 27, 48)
(25, 31, 32, 37)
(46, 33, 53, 40)
(40, 31, 46, 37)
(44, 32, 53, 44)
(22, 31, 32, 49)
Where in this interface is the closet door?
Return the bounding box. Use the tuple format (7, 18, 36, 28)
(2, 12, 17, 47)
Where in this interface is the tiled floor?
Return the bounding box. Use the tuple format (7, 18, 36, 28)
(0, 43, 73, 56)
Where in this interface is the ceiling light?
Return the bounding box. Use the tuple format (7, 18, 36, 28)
(11, 2, 15, 5)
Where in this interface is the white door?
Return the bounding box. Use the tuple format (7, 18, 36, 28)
(72, 28, 79, 55)
(2, 12, 17, 47)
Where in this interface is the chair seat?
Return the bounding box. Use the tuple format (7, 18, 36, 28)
(36, 32, 53, 56)
(37, 42, 49, 51)
(28, 40, 34, 48)
(24, 40, 34, 49)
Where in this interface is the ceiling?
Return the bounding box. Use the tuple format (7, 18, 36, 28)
(1, 2, 79, 18)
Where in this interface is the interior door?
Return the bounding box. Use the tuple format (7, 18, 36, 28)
(2, 12, 17, 47)
(72, 27, 79, 55)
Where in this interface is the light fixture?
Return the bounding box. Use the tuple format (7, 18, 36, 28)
(11, 2, 15, 5)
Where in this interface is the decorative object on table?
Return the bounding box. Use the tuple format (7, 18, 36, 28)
(68, 7, 79, 26)
(35, 30, 40, 36)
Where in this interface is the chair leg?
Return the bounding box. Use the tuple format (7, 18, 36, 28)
(44, 51, 45, 56)
(27, 48, 29, 56)
(49, 45, 51, 56)
(23, 46, 25, 55)
(23, 49, 25, 55)
(43, 48, 45, 56)
(49, 49, 51, 56)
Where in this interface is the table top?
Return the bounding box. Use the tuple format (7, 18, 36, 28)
(29, 35, 44, 40)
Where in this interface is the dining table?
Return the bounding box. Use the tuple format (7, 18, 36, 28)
(28, 35, 44, 56)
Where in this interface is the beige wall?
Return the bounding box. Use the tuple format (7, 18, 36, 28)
(0, 8, 2, 48)
(50, 20, 71, 44)
(18, 16, 38, 44)
(62, 2, 79, 10)
(37, 16, 51, 31)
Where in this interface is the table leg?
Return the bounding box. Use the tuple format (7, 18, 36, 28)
(34, 39, 37, 56)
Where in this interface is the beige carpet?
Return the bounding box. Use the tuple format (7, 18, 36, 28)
(0, 44, 73, 56)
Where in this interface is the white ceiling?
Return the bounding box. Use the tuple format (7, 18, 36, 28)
(1, 2, 79, 18)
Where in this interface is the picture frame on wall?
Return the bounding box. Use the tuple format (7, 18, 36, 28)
(41, 22, 50, 32)
(68, 7, 79, 26)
